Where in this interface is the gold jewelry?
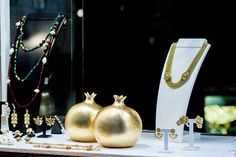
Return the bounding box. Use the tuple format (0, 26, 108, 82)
(195, 115, 203, 129)
(26, 128, 35, 135)
(24, 136, 31, 143)
(33, 144, 100, 151)
(13, 129, 23, 141)
(24, 109, 30, 128)
(16, 136, 22, 142)
(155, 128, 163, 139)
(13, 130, 22, 137)
(33, 116, 43, 126)
(164, 42, 208, 89)
(45, 116, 55, 126)
(11, 107, 18, 128)
(168, 128, 177, 139)
(1, 129, 14, 145)
(176, 116, 188, 126)
(26, 141, 100, 151)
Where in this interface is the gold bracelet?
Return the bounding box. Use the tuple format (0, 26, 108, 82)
(33, 144, 100, 151)
(27, 141, 100, 151)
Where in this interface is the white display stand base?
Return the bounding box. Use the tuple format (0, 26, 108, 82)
(155, 38, 211, 142)
(183, 146, 200, 151)
(0, 132, 235, 157)
(182, 131, 201, 142)
(159, 149, 174, 153)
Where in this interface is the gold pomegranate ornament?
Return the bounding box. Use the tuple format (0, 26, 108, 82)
(65, 92, 102, 142)
(93, 95, 142, 147)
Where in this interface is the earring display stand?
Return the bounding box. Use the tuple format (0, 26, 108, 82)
(183, 119, 200, 150)
(37, 117, 51, 138)
(155, 38, 211, 142)
(158, 129, 174, 153)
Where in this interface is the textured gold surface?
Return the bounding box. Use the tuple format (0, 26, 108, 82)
(93, 95, 142, 148)
(65, 92, 102, 142)
(164, 42, 208, 89)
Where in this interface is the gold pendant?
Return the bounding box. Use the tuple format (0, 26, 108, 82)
(11, 109, 18, 128)
(24, 109, 30, 128)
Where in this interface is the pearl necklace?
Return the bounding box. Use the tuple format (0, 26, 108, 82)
(7, 13, 66, 108)
(164, 42, 208, 89)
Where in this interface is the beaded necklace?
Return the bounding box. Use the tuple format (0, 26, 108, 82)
(7, 13, 66, 108)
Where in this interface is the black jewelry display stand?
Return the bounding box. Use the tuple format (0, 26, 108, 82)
(7, 13, 67, 135)
(37, 117, 51, 138)
(51, 115, 64, 134)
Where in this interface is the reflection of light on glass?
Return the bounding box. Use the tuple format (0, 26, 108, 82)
(77, 9, 83, 17)
(24, 32, 48, 47)
(204, 105, 236, 124)
(120, 5, 125, 12)
(149, 37, 155, 45)
(204, 95, 236, 134)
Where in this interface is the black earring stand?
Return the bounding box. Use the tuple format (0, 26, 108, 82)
(37, 117, 52, 138)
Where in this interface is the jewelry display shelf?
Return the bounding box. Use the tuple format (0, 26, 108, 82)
(0, 131, 235, 157)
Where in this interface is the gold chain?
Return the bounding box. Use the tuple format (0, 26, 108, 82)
(164, 42, 208, 89)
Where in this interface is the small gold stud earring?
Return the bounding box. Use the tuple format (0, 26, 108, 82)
(155, 128, 163, 139)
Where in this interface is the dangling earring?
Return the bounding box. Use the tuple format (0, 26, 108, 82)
(11, 104, 18, 128)
(155, 128, 163, 139)
(45, 116, 55, 126)
(168, 128, 177, 139)
(176, 116, 188, 126)
(33, 116, 43, 126)
(24, 109, 30, 128)
(195, 115, 203, 129)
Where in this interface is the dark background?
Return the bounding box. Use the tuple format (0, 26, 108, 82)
(9, 0, 236, 132)
(81, 0, 236, 131)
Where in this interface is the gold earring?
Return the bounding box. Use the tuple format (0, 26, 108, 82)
(26, 128, 34, 135)
(155, 128, 163, 139)
(168, 128, 177, 139)
(45, 116, 55, 126)
(24, 109, 30, 128)
(195, 115, 203, 129)
(33, 116, 43, 126)
(11, 107, 18, 128)
(176, 116, 188, 126)
(13, 130, 23, 142)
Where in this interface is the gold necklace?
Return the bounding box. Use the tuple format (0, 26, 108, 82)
(164, 42, 208, 89)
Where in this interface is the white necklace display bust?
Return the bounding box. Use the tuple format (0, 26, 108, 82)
(155, 38, 211, 142)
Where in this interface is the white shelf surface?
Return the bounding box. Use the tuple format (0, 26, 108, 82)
(0, 131, 235, 157)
